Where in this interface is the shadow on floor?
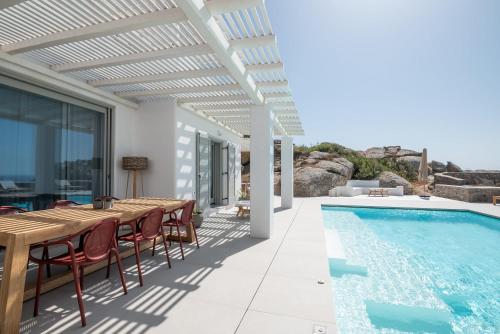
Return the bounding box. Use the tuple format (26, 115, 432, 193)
(19, 211, 260, 334)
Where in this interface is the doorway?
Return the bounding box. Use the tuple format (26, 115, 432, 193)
(196, 133, 236, 212)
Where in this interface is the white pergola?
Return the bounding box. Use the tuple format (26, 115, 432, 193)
(0, 0, 303, 238)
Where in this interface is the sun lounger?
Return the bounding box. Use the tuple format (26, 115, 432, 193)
(0, 180, 27, 193)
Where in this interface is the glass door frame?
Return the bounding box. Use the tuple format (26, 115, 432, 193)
(0, 74, 113, 198)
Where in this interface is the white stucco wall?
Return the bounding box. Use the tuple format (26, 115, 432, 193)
(174, 105, 242, 201)
(112, 104, 138, 198)
(133, 99, 177, 198)
(131, 100, 242, 201)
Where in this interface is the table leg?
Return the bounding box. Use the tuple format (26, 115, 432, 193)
(0, 235, 29, 334)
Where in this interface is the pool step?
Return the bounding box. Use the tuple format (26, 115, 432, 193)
(324, 229, 346, 260)
(365, 300, 453, 333)
(328, 258, 368, 277)
(438, 292, 473, 317)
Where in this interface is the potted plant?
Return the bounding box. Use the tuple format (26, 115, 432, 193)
(192, 206, 203, 228)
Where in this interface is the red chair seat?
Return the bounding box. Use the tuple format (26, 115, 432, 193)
(117, 232, 147, 242)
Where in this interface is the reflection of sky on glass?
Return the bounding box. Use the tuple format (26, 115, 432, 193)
(0, 118, 93, 178)
(0, 118, 35, 177)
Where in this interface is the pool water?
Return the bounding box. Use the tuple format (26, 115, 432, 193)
(322, 206, 500, 334)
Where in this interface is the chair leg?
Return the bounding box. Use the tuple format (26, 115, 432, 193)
(191, 222, 200, 249)
(71, 264, 86, 327)
(42, 246, 51, 278)
(113, 249, 128, 295)
(160, 228, 171, 269)
(133, 240, 144, 287)
(106, 252, 112, 279)
(33, 263, 44, 317)
(169, 226, 173, 246)
(176, 224, 184, 260)
(151, 238, 156, 257)
(79, 266, 84, 291)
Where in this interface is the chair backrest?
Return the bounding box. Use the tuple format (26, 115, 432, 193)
(180, 200, 195, 224)
(0, 206, 27, 215)
(52, 200, 80, 208)
(139, 207, 164, 240)
(83, 218, 119, 261)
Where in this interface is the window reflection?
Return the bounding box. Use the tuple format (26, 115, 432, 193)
(0, 84, 105, 210)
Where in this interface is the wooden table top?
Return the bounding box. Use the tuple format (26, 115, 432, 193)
(0, 198, 187, 246)
(0, 208, 123, 246)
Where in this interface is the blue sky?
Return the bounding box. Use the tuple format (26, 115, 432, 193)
(267, 0, 500, 170)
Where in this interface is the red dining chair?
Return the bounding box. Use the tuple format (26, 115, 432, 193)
(0, 205, 27, 215)
(162, 200, 199, 260)
(114, 207, 171, 287)
(29, 217, 127, 327)
(51, 200, 81, 208)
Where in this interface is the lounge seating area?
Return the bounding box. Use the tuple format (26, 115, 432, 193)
(329, 180, 404, 197)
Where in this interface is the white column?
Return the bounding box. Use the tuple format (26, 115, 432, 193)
(281, 136, 294, 209)
(250, 105, 274, 239)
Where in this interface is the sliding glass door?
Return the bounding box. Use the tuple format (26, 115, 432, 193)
(0, 83, 108, 210)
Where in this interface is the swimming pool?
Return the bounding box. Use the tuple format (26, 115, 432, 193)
(322, 206, 500, 334)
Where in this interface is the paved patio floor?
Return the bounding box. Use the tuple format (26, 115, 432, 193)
(20, 198, 336, 334)
(18, 195, 500, 334)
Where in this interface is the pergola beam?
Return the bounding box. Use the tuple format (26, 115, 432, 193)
(230, 35, 276, 51)
(52, 44, 211, 73)
(247, 62, 284, 73)
(177, 0, 264, 105)
(204, 110, 250, 116)
(195, 103, 251, 110)
(178, 94, 250, 104)
(88, 68, 229, 87)
(206, 0, 263, 15)
(2, 8, 187, 54)
(263, 92, 291, 99)
(117, 83, 241, 97)
(256, 80, 289, 88)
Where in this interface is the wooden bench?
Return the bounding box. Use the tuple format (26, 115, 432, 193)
(493, 196, 500, 205)
(235, 201, 250, 217)
(368, 188, 388, 197)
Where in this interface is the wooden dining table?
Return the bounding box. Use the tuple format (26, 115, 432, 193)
(0, 197, 187, 333)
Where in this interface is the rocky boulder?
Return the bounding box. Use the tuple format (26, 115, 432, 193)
(308, 151, 334, 160)
(434, 173, 466, 186)
(396, 149, 421, 157)
(396, 156, 421, 171)
(363, 146, 421, 159)
(446, 161, 463, 173)
(274, 172, 281, 195)
(294, 167, 346, 197)
(315, 158, 354, 178)
(430, 160, 446, 173)
(363, 147, 386, 159)
(378, 171, 413, 195)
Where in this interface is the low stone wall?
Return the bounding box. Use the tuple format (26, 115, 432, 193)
(434, 184, 500, 203)
(436, 172, 500, 186)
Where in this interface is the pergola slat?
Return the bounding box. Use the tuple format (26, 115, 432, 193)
(2, 8, 187, 54)
(52, 44, 212, 73)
